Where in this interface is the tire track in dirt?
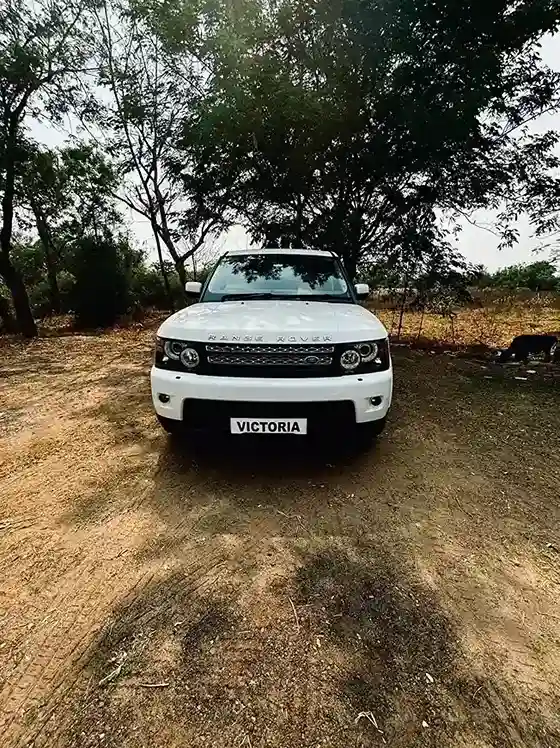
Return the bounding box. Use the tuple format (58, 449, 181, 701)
(0, 562, 124, 735)
(26, 553, 238, 748)
(2, 517, 256, 748)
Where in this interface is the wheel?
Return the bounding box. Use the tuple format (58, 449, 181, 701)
(360, 417, 387, 437)
(352, 417, 387, 449)
(157, 414, 184, 436)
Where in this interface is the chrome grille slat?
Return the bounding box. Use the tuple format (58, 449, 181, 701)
(205, 343, 335, 369)
(206, 344, 334, 354)
(207, 353, 332, 366)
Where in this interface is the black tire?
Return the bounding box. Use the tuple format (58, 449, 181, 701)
(353, 417, 387, 448)
(362, 417, 387, 437)
(157, 414, 184, 436)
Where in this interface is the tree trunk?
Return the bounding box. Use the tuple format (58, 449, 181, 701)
(0, 253, 38, 338)
(295, 194, 303, 246)
(344, 253, 357, 281)
(157, 226, 186, 288)
(1, 116, 38, 337)
(30, 199, 61, 314)
(416, 306, 425, 342)
(396, 281, 408, 342)
(154, 209, 187, 300)
(151, 219, 174, 312)
(0, 294, 17, 333)
(175, 257, 187, 289)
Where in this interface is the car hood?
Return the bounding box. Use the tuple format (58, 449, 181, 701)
(158, 300, 387, 344)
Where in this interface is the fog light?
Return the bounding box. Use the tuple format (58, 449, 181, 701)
(369, 396, 383, 406)
(158, 393, 171, 404)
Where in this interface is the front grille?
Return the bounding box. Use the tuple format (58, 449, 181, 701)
(207, 353, 332, 366)
(183, 399, 356, 433)
(205, 343, 335, 377)
(207, 344, 333, 354)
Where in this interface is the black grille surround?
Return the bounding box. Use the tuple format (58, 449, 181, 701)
(155, 339, 390, 378)
(182, 399, 356, 434)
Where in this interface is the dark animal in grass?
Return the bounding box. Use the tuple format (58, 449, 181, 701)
(498, 335, 558, 363)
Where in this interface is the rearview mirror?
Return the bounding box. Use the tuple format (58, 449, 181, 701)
(355, 283, 370, 300)
(185, 281, 202, 298)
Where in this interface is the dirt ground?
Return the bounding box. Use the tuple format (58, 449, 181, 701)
(0, 329, 559, 748)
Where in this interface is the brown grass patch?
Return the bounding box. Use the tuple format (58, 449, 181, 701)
(375, 304, 560, 348)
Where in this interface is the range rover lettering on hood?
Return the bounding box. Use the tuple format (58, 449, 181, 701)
(157, 299, 387, 343)
(208, 334, 333, 342)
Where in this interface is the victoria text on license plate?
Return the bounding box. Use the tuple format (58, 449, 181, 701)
(230, 418, 307, 435)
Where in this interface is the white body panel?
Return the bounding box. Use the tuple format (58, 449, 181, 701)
(158, 300, 386, 344)
(151, 366, 392, 424)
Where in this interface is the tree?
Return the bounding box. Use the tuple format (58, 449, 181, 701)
(93, 0, 232, 302)
(488, 260, 559, 291)
(0, 0, 98, 336)
(71, 233, 133, 327)
(18, 143, 120, 313)
(171, 0, 560, 277)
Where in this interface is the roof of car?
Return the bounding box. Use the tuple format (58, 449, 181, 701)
(226, 248, 335, 258)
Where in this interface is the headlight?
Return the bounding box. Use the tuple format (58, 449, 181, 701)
(338, 339, 390, 373)
(356, 342, 378, 363)
(179, 347, 200, 369)
(340, 348, 361, 371)
(164, 340, 186, 360)
(156, 338, 202, 372)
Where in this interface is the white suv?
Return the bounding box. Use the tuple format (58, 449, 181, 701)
(151, 249, 392, 441)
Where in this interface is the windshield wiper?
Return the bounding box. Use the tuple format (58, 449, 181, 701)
(299, 294, 349, 301)
(220, 292, 277, 301)
(220, 292, 350, 302)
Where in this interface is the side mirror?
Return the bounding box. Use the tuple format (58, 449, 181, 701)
(355, 283, 370, 300)
(185, 281, 202, 299)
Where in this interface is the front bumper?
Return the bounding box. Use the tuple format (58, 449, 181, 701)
(150, 366, 393, 427)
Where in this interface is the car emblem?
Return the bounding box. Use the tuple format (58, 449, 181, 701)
(207, 334, 332, 342)
(304, 355, 320, 365)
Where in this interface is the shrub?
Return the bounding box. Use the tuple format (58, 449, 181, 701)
(71, 236, 130, 328)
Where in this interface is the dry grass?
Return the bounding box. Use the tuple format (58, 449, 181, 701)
(2, 297, 559, 352)
(375, 303, 560, 348)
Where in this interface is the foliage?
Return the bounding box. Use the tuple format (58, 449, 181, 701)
(15, 142, 122, 312)
(71, 235, 133, 328)
(20, 144, 121, 242)
(483, 260, 559, 291)
(3, 235, 212, 323)
(0, 0, 102, 335)
(91, 0, 232, 291)
(2, 0, 560, 335)
(168, 0, 560, 277)
(130, 260, 185, 310)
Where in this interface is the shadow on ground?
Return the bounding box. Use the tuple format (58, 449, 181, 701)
(46, 542, 560, 748)
(59, 348, 560, 556)
(293, 543, 560, 747)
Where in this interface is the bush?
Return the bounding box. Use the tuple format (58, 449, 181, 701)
(71, 236, 130, 328)
(27, 278, 54, 318)
(487, 261, 559, 292)
(130, 261, 184, 310)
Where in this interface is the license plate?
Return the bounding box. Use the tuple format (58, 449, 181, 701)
(230, 418, 307, 435)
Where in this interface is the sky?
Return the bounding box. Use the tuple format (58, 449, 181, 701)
(451, 32, 560, 270)
(29, 33, 560, 273)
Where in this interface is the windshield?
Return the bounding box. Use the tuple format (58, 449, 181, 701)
(202, 253, 353, 302)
